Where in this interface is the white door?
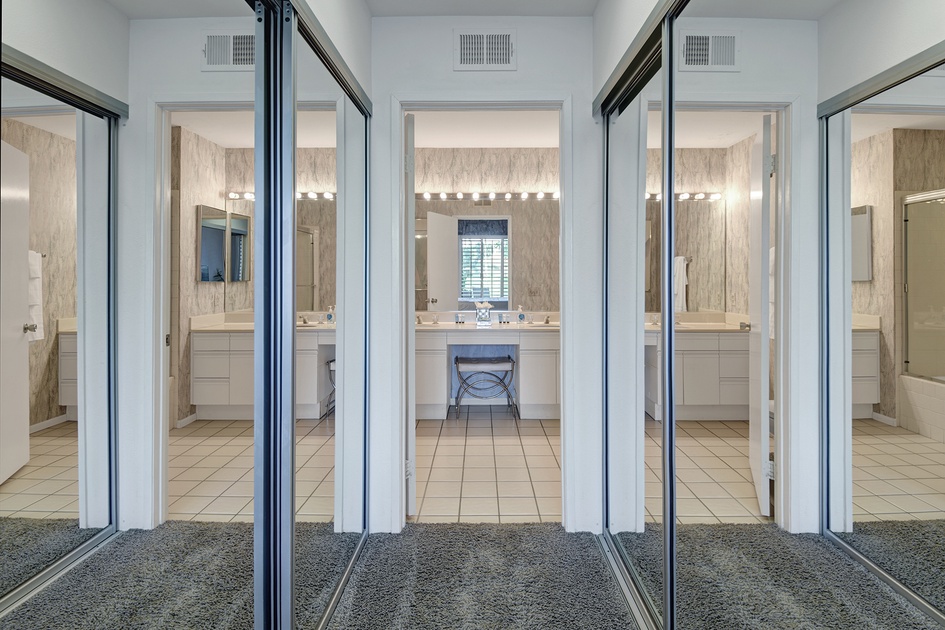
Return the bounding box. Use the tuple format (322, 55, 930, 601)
(749, 116, 773, 516)
(405, 113, 417, 516)
(296, 228, 319, 311)
(426, 212, 459, 312)
(1, 141, 31, 484)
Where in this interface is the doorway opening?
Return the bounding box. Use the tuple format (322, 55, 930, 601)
(404, 108, 563, 524)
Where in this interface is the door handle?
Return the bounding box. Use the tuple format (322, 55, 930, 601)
(430, 298, 438, 304)
(23, 323, 37, 333)
(739, 322, 751, 331)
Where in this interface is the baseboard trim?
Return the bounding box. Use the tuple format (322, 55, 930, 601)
(30, 414, 72, 434)
(175, 413, 197, 429)
(871, 411, 897, 427)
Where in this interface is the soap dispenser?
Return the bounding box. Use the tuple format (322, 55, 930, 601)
(326, 305, 335, 323)
(517, 305, 525, 323)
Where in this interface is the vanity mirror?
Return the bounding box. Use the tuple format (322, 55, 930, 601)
(196, 205, 227, 283)
(228, 212, 251, 282)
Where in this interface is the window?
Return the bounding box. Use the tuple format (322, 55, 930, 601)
(458, 219, 509, 302)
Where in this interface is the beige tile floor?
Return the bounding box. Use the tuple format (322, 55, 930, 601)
(851, 418, 945, 522)
(0, 423, 79, 519)
(166, 417, 335, 522)
(644, 419, 775, 524)
(410, 406, 562, 524)
(5, 416, 942, 525)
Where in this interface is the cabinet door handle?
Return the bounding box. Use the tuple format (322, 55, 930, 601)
(23, 323, 38, 333)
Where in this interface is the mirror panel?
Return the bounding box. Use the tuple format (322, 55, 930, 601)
(196, 205, 227, 282)
(229, 212, 251, 282)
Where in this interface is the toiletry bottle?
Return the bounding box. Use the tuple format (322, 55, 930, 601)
(518, 305, 525, 323)
(327, 306, 335, 323)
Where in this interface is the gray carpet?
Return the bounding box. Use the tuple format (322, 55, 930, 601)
(327, 522, 635, 630)
(616, 523, 940, 629)
(836, 519, 945, 611)
(0, 521, 360, 630)
(0, 518, 100, 595)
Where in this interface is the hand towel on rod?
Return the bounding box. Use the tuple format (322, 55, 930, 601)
(673, 256, 688, 313)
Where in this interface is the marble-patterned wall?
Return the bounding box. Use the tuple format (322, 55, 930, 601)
(415, 148, 559, 194)
(645, 145, 752, 314)
(851, 128, 944, 419)
(173, 126, 227, 421)
(851, 130, 895, 417)
(1, 119, 77, 426)
(416, 198, 560, 311)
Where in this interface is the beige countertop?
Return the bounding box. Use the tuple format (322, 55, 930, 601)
(191, 322, 336, 333)
(416, 323, 559, 332)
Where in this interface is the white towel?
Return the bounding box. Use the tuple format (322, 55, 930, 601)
(673, 256, 688, 313)
(27, 250, 44, 341)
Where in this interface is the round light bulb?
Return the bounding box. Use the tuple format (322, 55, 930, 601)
(324, 192, 334, 200)
(440, 192, 447, 200)
(645, 193, 651, 200)
(423, 192, 431, 200)
(678, 192, 690, 200)
(244, 192, 255, 200)
(521, 192, 529, 200)
(228, 192, 240, 200)
(553, 191, 560, 200)
(694, 193, 705, 200)
(710, 193, 722, 201)
(472, 192, 479, 201)
(456, 192, 464, 200)
(536, 191, 545, 200)
(296, 192, 302, 199)
(489, 192, 496, 200)
(307, 191, 317, 199)
(656, 193, 662, 201)
(505, 193, 512, 201)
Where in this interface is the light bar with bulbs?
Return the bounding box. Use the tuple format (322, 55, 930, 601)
(644, 192, 724, 201)
(414, 191, 560, 201)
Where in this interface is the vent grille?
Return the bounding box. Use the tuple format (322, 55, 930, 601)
(680, 32, 739, 72)
(454, 29, 516, 71)
(203, 32, 255, 72)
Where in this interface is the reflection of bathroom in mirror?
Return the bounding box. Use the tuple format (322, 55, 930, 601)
(228, 212, 251, 282)
(296, 226, 320, 311)
(197, 205, 227, 282)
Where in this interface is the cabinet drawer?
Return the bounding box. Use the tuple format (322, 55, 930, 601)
(59, 334, 77, 353)
(192, 334, 229, 351)
(677, 334, 719, 351)
(719, 379, 749, 405)
(852, 332, 879, 351)
(719, 334, 749, 351)
(852, 377, 879, 404)
(416, 333, 447, 351)
(229, 334, 253, 351)
(719, 352, 749, 378)
(520, 332, 560, 351)
(192, 379, 230, 405)
(193, 353, 229, 378)
(852, 351, 878, 378)
(682, 353, 720, 405)
(297, 332, 319, 350)
(59, 356, 78, 380)
(59, 382, 78, 406)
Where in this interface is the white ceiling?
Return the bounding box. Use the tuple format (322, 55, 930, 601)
(852, 112, 945, 143)
(169, 110, 336, 148)
(411, 110, 559, 147)
(647, 110, 768, 149)
(5, 114, 76, 140)
(365, 0, 599, 17)
(102, 0, 251, 19)
(680, 0, 845, 20)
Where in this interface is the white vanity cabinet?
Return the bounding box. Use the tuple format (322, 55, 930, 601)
(416, 332, 449, 418)
(646, 332, 750, 421)
(191, 329, 335, 419)
(58, 332, 78, 419)
(852, 330, 881, 417)
(518, 332, 561, 417)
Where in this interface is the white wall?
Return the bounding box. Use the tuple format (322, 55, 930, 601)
(301, 0, 372, 99)
(818, 0, 945, 102)
(592, 0, 661, 98)
(116, 16, 345, 530)
(369, 16, 604, 533)
(1, 0, 130, 103)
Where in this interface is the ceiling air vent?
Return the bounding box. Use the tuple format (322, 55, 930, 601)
(680, 31, 739, 72)
(202, 32, 255, 72)
(454, 29, 516, 71)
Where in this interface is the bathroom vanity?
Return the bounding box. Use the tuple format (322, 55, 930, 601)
(188, 314, 335, 419)
(415, 321, 560, 420)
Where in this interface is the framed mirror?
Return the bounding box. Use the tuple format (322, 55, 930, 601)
(228, 212, 251, 282)
(196, 205, 226, 282)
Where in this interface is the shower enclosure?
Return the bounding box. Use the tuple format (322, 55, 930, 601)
(903, 189, 945, 383)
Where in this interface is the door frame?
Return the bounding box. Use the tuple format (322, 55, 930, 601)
(379, 94, 577, 532)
